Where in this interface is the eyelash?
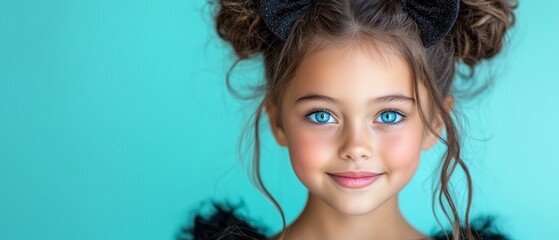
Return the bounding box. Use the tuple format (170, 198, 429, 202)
(304, 108, 408, 128)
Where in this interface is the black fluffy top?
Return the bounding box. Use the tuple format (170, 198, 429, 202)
(177, 203, 508, 240)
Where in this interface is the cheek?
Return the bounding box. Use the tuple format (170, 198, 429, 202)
(286, 126, 336, 179)
(378, 127, 423, 172)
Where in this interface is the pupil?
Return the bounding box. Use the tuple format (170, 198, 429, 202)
(317, 112, 329, 123)
(320, 113, 327, 122)
(384, 112, 394, 122)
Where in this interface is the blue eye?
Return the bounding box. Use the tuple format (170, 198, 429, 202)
(376, 110, 404, 124)
(306, 111, 336, 124)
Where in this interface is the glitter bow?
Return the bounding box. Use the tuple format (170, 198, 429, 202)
(259, 0, 460, 47)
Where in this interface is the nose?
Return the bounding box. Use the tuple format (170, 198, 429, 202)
(338, 122, 373, 161)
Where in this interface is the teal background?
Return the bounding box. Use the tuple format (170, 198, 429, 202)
(0, 0, 557, 239)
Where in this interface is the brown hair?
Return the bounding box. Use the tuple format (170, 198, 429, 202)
(211, 0, 517, 239)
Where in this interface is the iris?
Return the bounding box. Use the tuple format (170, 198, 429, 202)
(307, 111, 334, 123)
(378, 111, 402, 124)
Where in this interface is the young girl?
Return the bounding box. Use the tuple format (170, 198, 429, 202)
(182, 0, 517, 239)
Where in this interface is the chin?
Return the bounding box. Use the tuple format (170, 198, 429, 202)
(325, 195, 389, 216)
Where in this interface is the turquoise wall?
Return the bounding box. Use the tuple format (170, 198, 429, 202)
(1, 0, 557, 239)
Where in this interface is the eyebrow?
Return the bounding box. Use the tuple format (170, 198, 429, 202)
(295, 93, 416, 105)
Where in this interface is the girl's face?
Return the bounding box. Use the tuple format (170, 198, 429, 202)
(265, 43, 443, 216)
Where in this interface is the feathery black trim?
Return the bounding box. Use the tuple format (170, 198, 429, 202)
(177, 202, 266, 240)
(178, 202, 509, 240)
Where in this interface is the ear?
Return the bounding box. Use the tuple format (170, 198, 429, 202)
(264, 101, 288, 147)
(421, 97, 454, 150)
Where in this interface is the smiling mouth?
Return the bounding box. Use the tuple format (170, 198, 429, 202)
(327, 172, 384, 189)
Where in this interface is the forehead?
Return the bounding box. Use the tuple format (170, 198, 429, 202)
(286, 42, 414, 105)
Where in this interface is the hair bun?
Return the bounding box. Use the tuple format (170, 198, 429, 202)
(451, 0, 517, 68)
(214, 0, 274, 59)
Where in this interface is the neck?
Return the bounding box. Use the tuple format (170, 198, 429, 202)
(283, 193, 426, 240)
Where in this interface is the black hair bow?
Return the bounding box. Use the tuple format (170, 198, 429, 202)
(260, 0, 460, 48)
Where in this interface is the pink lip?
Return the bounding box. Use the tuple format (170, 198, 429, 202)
(327, 171, 384, 189)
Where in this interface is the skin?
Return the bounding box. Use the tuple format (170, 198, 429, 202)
(265, 42, 453, 240)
